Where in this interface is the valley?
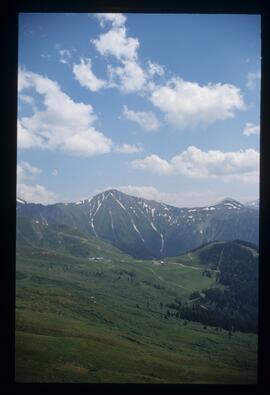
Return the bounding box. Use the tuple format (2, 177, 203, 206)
(15, 209, 258, 383)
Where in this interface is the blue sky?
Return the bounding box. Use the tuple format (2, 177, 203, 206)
(17, 13, 261, 207)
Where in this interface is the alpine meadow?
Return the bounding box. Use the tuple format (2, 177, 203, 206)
(16, 13, 260, 383)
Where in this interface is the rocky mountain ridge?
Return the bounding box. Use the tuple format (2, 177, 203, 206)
(17, 189, 259, 259)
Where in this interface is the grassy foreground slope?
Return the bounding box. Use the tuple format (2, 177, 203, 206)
(16, 245, 257, 383)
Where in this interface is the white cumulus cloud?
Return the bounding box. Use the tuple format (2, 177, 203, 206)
(59, 49, 72, 64)
(94, 13, 127, 28)
(73, 58, 107, 92)
(131, 154, 172, 175)
(116, 185, 227, 208)
(107, 60, 146, 93)
(131, 146, 259, 183)
(18, 68, 32, 92)
(147, 60, 165, 77)
(90, 13, 149, 94)
(17, 119, 43, 149)
(17, 161, 56, 204)
(17, 183, 56, 204)
(150, 77, 245, 128)
(17, 161, 41, 182)
(243, 122, 260, 136)
(122, 105, 160, 131)
(18, 68, 113, 156)
(113, 143, 143, 154)
(92, 26, 139, 61)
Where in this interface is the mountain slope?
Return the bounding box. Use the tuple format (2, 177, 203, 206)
(16, 216, 128, 260)
(17, 190, 259, 259)
(245, 199, 259, 210)
(167, 240, 259, 333)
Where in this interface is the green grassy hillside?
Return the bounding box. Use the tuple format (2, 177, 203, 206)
(16, 225, 258, 383)
(16, 216, 129, 259)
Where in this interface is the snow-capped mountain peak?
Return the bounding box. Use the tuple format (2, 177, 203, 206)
(16, 189, 259, 259)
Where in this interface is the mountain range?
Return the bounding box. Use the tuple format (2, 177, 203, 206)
(17, 189, 259, 259)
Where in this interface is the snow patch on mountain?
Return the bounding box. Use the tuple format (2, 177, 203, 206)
(224, 202, 239, 209)
(160, 233, 164, 253)
(132, 222, 145, 243)
(93, 197, 102, 216)
(17, 197, 26, 204)
(109, 210, 114, 232)
(111, 192, 127, 212)
(150, 221, 158, 232)
(90, 218, 97, 237)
